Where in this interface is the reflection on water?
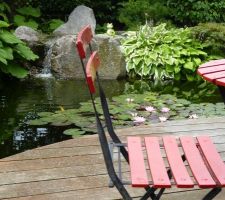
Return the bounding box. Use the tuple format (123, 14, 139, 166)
(0, 78, 126, 158)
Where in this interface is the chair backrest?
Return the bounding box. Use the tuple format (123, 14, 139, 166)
(76, 25, 93, 59)
(76, 25, 129, 160)
(75, 25, 132, 199)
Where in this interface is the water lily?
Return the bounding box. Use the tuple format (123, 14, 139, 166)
(145, 106, 156, 112)
(189, 114, 198, 119)
(161, 107, 170, 113)
(126, 98, 134, 103)
(133, 116, 146, 123)
(159, 116, 167, 122)
(130, 112, 138, 117)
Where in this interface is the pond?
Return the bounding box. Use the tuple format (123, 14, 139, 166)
(0, 78, 126, 158)
(0, 78, 223, 158)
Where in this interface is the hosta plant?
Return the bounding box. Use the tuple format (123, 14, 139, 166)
(121, 24, 209, 81)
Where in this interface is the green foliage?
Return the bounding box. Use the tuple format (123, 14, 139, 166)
(121, 24, 209, 81)
(191, 23, 225, 57)
(0, 2, 10, 22)
(42, 19, 64, 33)
(0, 18, 38, 78)
(14, 6, 40, 30)
(167, 0, 225, 26)
(118, 0, 169, 30)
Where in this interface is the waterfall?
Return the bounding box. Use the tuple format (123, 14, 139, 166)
(36, 40, 55, 78)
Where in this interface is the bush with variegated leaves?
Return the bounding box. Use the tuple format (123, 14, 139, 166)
(121, 24, 213, 81)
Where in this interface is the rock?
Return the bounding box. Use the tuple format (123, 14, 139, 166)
(14, 26, 39, 44)
(94, 34, 126, 79)
(49, 34, 126, 79)
(50, 35, 84, 79)
(53, 5, 96, 36)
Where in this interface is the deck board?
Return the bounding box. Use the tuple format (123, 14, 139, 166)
(0, 117, 225, 199)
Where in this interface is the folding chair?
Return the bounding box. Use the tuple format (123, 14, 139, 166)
(76, 25, 225, 200)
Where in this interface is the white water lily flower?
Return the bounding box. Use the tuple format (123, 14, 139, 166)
(145, 106, 156, 112)
(161, 107, 170, 113)
(159, 116, 167, 122)
(126, 98, 134, 103)
(130, 112, 138, 117)
(133, 116, 146, 123)
(189, 114, 198, 119)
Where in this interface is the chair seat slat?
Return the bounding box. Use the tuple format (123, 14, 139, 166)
(180, 136, 216, 188)
(163, 136, 194, 188)
(201, 71, 225, 82)
(199, 59, 225, 68)
(127, 137, 149, 187)
(197, 136, 225, 186)
(197, 65, 225, 76)
(145, 137, 171, 188)
(216, 78, 225, 87)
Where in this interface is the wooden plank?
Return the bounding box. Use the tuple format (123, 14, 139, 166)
(197, 136, 225, 186)
(180, 136, 216, 188)
(127, 137, 149, 187)
(145, 137, 171, 188)
(1, 145, 102, 161)
(216, 78, 225, 87)
(199, 59, 225, 68)
(163, 136, 194, 188)
(201, 71, 225, 83)
(197, 64, 225, 75)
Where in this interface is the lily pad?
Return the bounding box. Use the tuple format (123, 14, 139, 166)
(38, 112, 53, 117)
(63, 128, 85, 137)
(28, 119, 49, 126)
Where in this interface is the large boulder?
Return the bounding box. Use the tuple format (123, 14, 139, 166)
(14, 26, 39, 44)
(50, 34, 126, 79)
(53, 5, 96, 36)
(50, 35, 83, 79)
(94, 34, 126, 79)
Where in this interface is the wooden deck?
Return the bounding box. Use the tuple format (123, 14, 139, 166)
(0, 117, 225, 199)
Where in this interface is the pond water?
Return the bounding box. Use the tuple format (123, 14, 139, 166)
(0, 78, 126, 158)
(0, 78, 222, 158)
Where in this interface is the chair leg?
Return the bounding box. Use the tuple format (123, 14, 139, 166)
(218, 86, 225, 104)
(202, 188, 222, 200)
(140, 187, 157, 200)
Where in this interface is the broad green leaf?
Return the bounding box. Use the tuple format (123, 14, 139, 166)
(23, 19, 39, 30)
(6, 62, 28, 78)
(14, 15, 26, 26)
(0, 20, 9, 28)
(14, 43, 39, 60)
(184, 62, 194, 71)
(16, 6, 41, 17)
(0, 47, 13, 60)
(48, 19, 64, 31)
(0, 56, 7, 65)
(0, 30, 22, 44)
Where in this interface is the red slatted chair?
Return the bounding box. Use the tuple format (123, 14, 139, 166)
(76, 25, 225, 200)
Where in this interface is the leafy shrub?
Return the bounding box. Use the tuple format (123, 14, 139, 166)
(118, 0, 169, 30)
(191, 23, 225, 57)
(14, 6, 41, 30)
(0, 20, 38, 78)
(167, 0, 225, 26)
(121, 24, 209, 81)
